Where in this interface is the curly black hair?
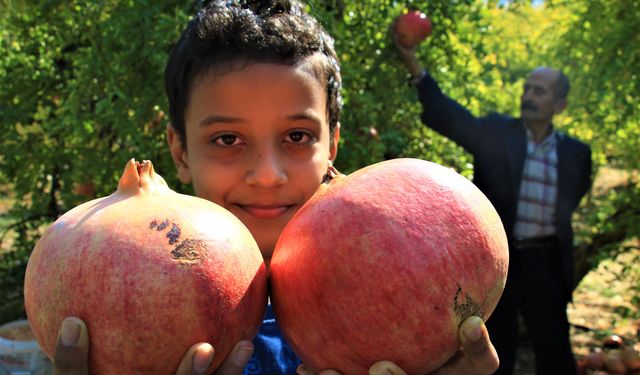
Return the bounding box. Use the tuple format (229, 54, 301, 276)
(164, 0, 342, 147)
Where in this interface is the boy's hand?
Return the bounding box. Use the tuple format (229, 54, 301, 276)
(296, 316, 498, 375)
(54, 317, 89, 375)
(175, 340, 254, 375)
(53, 317, 253, 375)
(429, 316, 499, 374)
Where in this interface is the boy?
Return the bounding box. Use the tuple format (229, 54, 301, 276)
(52, 1, 499, 374)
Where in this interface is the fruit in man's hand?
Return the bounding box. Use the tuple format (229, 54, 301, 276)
(270, 158, 509, 374)
(395, 10, 432, 47)
(24, 159, 268, 375)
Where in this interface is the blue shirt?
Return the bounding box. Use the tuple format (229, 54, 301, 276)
(243, 304, 301, 375)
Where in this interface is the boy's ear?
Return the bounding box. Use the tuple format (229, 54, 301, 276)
(166, 124, 192, 184)
(329, 122, 340, 162)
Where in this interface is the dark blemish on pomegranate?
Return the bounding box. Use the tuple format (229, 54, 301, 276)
(149, 220, 158, 229)
(453, 285, 483, 324)
(156, 219, 169, 231)
(167, 223, 181, 245)
(171, 239, 205, 262)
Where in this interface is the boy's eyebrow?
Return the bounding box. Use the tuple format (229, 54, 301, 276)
(286, 112, 323, 125)
(199, 115, 243, 127)
(199, 112, 324, 127)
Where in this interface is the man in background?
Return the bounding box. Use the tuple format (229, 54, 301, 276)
(394, 30, 593, 375)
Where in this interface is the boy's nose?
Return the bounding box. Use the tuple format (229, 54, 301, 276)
(245, 151, 287, 188)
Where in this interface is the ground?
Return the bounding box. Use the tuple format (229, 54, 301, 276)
(514, 245, 640, 374)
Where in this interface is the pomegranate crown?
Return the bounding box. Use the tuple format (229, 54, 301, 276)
(117, 159, 170, 195)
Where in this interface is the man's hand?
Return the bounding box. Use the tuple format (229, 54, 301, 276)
(296, 316, 498, 375)
(52, 317, 254, 375)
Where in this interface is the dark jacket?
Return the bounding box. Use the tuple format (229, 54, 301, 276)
(416, 72, 592, 298)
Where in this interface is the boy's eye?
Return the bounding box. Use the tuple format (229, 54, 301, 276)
(212, 134, 242, 146)
(285, 131, 312, 144)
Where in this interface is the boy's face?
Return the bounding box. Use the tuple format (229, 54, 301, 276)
(167, 62, 339, 265)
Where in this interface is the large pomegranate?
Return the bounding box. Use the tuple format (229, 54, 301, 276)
(270, 158, 508, 374)
(24, 159, 268, 374)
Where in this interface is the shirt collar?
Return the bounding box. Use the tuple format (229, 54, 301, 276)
(525, 127, 557, 147)
(525, 127, 557, 155)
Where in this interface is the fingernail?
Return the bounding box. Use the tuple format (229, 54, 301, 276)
(192, 344, 213, 373)
(464, 317, 483, 341)
(60, 318, 80, 346)
(373, 368, 393, 375)
(233, 343, 253, 367)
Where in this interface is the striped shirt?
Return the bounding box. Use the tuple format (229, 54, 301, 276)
(513, 128, 558, 239)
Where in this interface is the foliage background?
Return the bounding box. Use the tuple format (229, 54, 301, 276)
(1, 0, 638, 323)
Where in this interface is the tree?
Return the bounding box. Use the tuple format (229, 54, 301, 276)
(0, 1, 195, 321)
(1, 0, 637, 322)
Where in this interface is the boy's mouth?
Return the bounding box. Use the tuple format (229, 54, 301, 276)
(234, 204, 295, 220)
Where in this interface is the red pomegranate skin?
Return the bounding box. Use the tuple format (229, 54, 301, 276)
(395, 10, 432, 47)
(270, 158, 508, 374)
(24, 160, 268, 374)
